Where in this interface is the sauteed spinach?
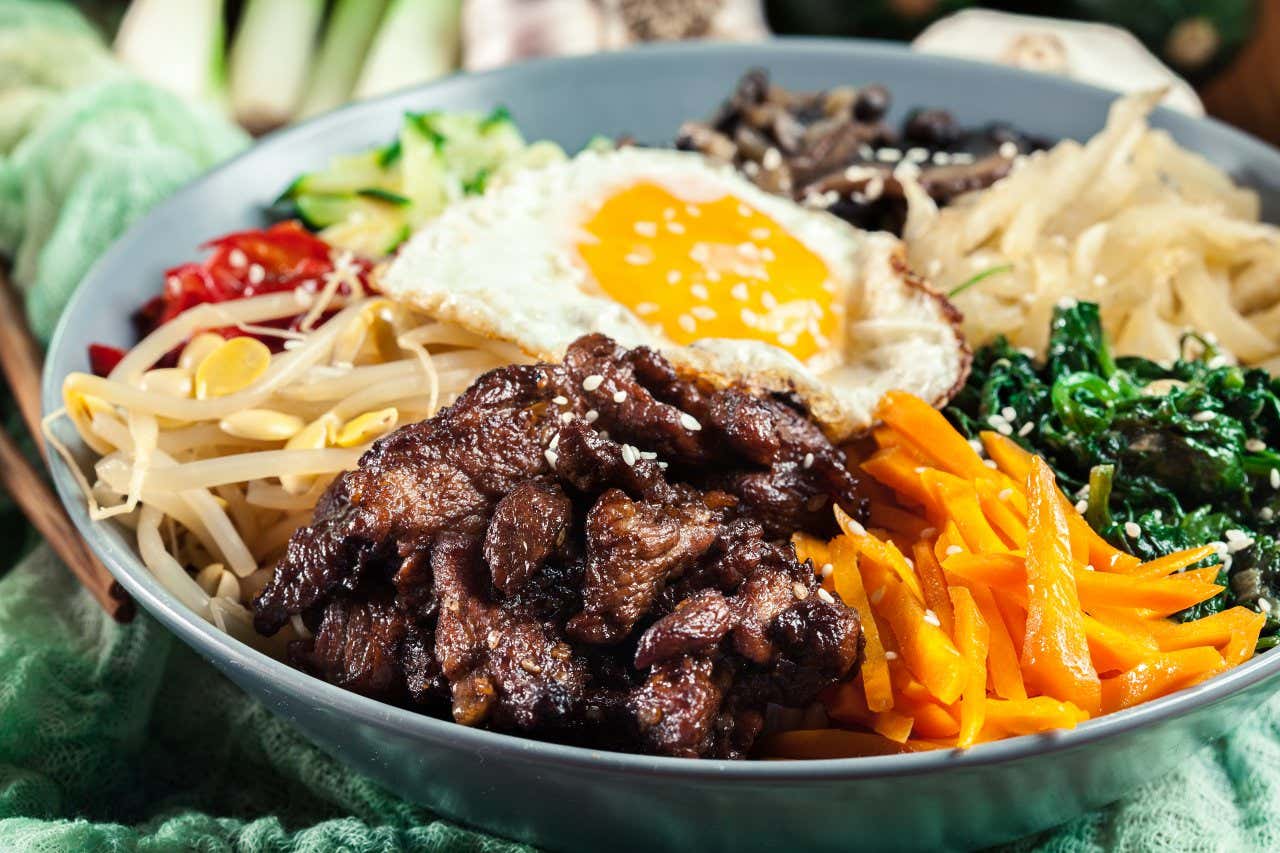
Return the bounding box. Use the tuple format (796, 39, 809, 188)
(947, 302, 1280, 647)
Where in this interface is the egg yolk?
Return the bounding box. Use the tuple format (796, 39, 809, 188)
(576, 181, 841, 365)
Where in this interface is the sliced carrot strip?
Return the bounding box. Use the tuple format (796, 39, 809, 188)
(1130, 544, 1218, 579)
(913, 542, 955, 638)
(981, 697, 1087, 737)
(860, 447, 936, 511)
(970, 581, 1026, 700)
(1147, 607, 1266, 665)
(949, 586, 990, 749)
(1082, 614, 1158, 674)
(869, 502, 936, 539)
(791, 532, 831, 573)
(836, 506, 926, 602)
(1022, 457, 1101, 716)
(921, 470, 1008, 554)
(995, 594, 1027, 658)
(872, 710, 916, 744)
(877, 390, 990, 479)
(1169, 565, 1224, 586)
(861, 555, 966, 705)
(974, 478, 1028, 548)
(755, 729, 928, 759)
(830, 535, 894, 712)
(1100, 647, 1226, 713)
(980, 431, 1033, 482)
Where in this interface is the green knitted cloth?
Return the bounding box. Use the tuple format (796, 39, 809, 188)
(2, 2, 1278, 850)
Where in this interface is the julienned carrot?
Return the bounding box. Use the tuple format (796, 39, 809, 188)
(921, 471, 1007, 553)
(1082, 614, 1158, 674)
(1146, 607, 1266, 664)
(913, 542, 955, 638)
(974, 478, 1027, 547)
(829, 535, 894, 712)
(861, 447, 937, 511)
(878, 390, 990, 480)
(860, 553, 967, 704)
(791, 532, 831, 575)
(823, 679, 916, 743)
(1131, 544, 1219, 579)
(1170, 565, 1225, 586)
(870, 502, 936, 538)
(981, 697, 1087, 737)
(950, 586, 990, 748)
(968, 580, 1027, 700)
(995, 594, 1027, 658)
(840, 518, 926, 603)
(1100, 647, 1226, 713)
(980, 432, 1140, 573)
(755, 729, 932, 760)
(1023, 458, 1101, 716)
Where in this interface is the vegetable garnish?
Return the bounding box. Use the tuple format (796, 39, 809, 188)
(948, 301, 1280, 648)
(761, 391, 1264, 759)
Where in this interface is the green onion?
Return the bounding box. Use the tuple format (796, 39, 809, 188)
(228, 0, 325, 133)
(297, 0, 390, 120)
(354, 0, 462, 100)
(1084, 464, 1114, 532)
(114, 0, 228, 105)
(947, 263, 1013, 299)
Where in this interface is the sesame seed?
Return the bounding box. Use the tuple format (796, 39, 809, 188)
(817, 588, 835, 604)
(679, 413, 701, 431)
(737, 242, 760, 258)
(870, 587, 886, 605)
(884, 650, 899, 661)
(582, 374, 604, 391)
(666, 221, 686, 235)
(247, 263, 266, 285)
(667, 270, 682, 285)
(544, 449, 558, 467)
(737, 204, 752, 217)
(657, 461, 668, 470)
(923, 610, 941, 627)
(761, 291, 778, 310)
(624, 252, 651, 266)
(689, 244, 710, 264)
(749, 228, 771, 242)
(1246, 439, 1267, 452)
(1001, 407, 1017, 422)
(706, 270, 721, 282)
(1056, 296, 1078, 310)
(549, 433, 560, 450)
(1192, 411, 1216, 423)
(684, 204, 701, 217)
(999, 488, 1014, 502)
(996, 423, 1013, 436)
(612, 390, 627, 403)
(1124, 521, 1142, 538)
(914, 466, 927, 474)
(677, 314, 697, 333)
(1260, 599, 1273, 614)
(803, 452, 814, 469)
(228, 249, 248, 268)
(639, 450, 657, 460)
(690, 283, 710, 301)
(875, 147, 902, 163)
(585, 409, 599, 423)
(560, 412, 574, 423)
(983, 459, 998, 469)
(931, 151, 951, 165)
(820, 563, 834, 578)
(761, 247, 776, 262)
(634, 221, 657, 237)
(487, 630, 500, 649)
(792, 582, 810, 600)
(945, 545, 964, 556)
(731, 282, 749, 301)
(1093, 273, 1109, 287)
(663, 207, 676, 220)
(778, 331, 799, 347)
(634, 302, 659, 316)
(621, 444, 638, 466)
(521, 659, 542, 674)
(1261, 507, 1274, 521)
(690, 306, 717, 322)
(762, 148, 783, 170)
(1018, 422, 1035, 437)
(1075, 500, 1089, 514)
(1272, 469, 1280, 489)
(998, 141, 1019, 159)
(552, 395, 569, 405)
(1227, 535, 1255, 554)
(968, 439, 985, 455)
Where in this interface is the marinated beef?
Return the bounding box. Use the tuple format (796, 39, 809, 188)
(253, 333, 867, 758)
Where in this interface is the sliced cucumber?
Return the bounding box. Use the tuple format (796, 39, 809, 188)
(314, 195, 413, 257)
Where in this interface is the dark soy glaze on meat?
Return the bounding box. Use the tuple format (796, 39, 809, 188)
(677, 68, 1050, 234)
(253, 334, 867, 758)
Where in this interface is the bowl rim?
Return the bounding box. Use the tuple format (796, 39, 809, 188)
(41, 36, 1280, 781)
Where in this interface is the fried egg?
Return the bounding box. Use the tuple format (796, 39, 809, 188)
(380, 147, 967, 438)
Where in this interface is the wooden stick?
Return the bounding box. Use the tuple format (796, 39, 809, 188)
(0, 264, 134, 621)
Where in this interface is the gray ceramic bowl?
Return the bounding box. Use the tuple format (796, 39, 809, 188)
(42, 39, 1280, 852)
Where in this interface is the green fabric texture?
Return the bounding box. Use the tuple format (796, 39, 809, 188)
(0, 1, 1277, 851)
